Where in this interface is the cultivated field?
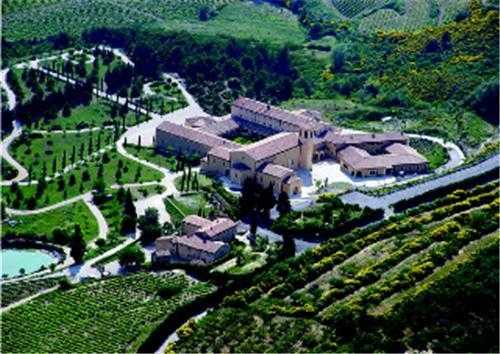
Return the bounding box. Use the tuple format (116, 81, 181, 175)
(2, 272, 215, 352)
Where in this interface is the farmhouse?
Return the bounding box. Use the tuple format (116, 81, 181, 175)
(155, 97, 429, 195)
(153, 215, 238, 266)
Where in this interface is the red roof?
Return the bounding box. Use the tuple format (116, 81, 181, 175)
(258, 162, 294, 179)
(157, 121, 240, 150)
(235, 132, 299, 161)
(233, 97, 322, 130)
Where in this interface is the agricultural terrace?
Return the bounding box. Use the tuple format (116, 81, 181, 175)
(2, 272, 216, 353)
(3, 0, 306, 45)
(2, 201, 98, 243)
(172, 180, 499, 352)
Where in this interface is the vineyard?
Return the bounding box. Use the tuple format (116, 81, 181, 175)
(331, 0, 391, 18)
(172, 180, 499, 352)
(2, 272, 215, 352)
(1, 277, 63, 307)
(358, 0, 434, 33)
(3, 0, 305, 44)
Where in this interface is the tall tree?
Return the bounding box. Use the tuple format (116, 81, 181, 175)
(70, 224, 86, 264)
(277, 191, 292, 216)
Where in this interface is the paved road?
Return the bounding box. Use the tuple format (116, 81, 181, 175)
(1, 122, 28, 185)
(341, 154, 499, 210)
(0, 68, 17, 110)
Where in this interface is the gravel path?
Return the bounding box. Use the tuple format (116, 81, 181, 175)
(340, 155, 499, 211)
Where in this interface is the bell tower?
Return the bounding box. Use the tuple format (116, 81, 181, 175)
(299, 129, 314, 170)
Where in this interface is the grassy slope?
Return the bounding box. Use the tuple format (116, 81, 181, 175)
(2, 200, 99, 242)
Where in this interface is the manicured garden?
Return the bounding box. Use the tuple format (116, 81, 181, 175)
(2, 201, 98, 243)
(2, 148, 163, 209)
(2, 272, 216, 353)
(11, 129, 114, 180)
(125, 145, 177, 171)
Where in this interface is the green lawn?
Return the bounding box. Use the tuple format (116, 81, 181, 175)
(125, 145, 177, 171)
(2, 149, 163, 209)
(409, 138, 449, 170)
(174, 173, 213, 192)
(35, 100, 147, 130)
(2, 272, 215, 353)
(1, 157, 17, 181)
(11, 129, 114, 180)
(2, 201, 98, 243)
(84, 193, 127, 260)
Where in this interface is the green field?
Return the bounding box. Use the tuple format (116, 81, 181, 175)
(2, 272, 215, 353)
(2, 201, 98, 243)
(3, 0, 306, 44)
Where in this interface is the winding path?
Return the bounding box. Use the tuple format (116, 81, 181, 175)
(0, 68, 17, 110)
(1, 122, 28, 185)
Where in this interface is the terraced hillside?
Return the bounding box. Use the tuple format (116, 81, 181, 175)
(172, 181, 499, 352)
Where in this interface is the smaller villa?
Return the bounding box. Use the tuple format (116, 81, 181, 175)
(153, 215, 238, 266)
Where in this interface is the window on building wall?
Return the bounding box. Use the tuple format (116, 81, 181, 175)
(370, 170, 376, 175)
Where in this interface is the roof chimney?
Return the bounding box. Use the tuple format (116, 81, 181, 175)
(266, 104, 271, 110)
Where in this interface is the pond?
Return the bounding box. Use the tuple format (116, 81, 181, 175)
(1, 248, 59, 278)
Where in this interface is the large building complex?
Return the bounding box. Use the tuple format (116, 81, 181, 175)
(156, 97, 428, 195)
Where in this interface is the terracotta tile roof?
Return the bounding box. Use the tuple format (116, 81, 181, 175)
(175, 235, 227, 253)
(196, 218, 237, 239)
(233, 97, 322, 130)
(208, 146, 233, 161)
(157, 121, 240, 150)
(385, 143, 425, 158)
(186, 116, 240, 136)
(257, 162, 294, 179)
(327, 132, 408, 145)
(183, 215, 212, 229)
(338, 145, 427, 170)
(235, 132, 299, 161)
